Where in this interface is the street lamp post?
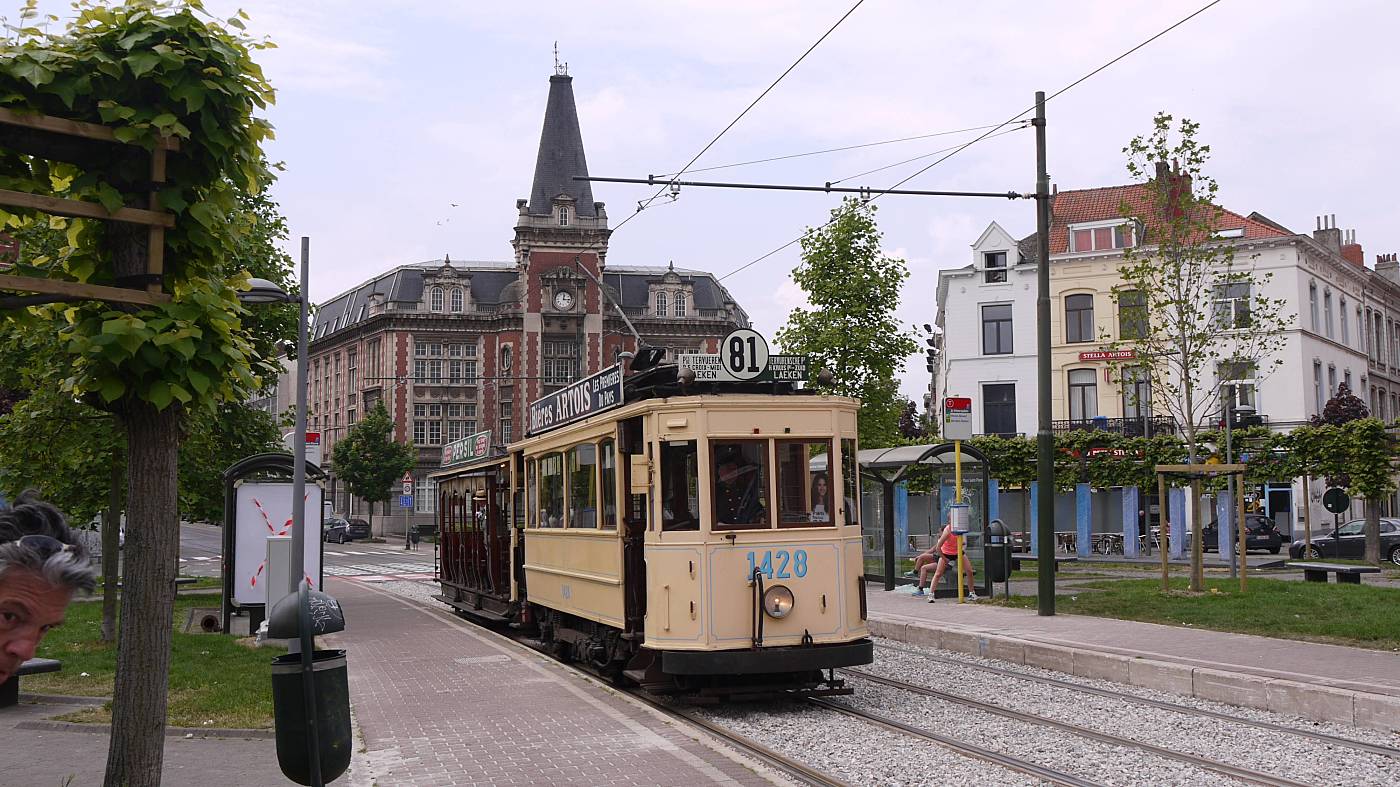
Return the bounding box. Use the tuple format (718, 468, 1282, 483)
(241, 237, 310, 598)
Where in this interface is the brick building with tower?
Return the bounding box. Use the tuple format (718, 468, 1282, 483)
(293, 70, 749, 534)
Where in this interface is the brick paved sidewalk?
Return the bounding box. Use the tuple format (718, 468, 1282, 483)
(0, 698, 284, 786)
(331, 580, 784, 787)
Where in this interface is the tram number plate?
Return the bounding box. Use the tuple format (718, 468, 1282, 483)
(745, 549, 808, 579)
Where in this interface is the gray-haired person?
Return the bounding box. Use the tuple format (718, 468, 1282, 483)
(0, 492, 97, 684)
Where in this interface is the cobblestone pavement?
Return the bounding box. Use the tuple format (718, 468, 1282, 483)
(0, 698, 284, 786)
(332, 579, 784, 787)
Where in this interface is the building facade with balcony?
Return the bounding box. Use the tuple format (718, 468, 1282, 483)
(936, 166, 1400, 532)
(291, 71, 748, 534)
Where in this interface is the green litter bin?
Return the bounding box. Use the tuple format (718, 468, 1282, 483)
(271, 649, 351, 785)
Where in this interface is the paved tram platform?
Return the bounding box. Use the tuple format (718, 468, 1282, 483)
(865, 583, 1400, 734)
(332, 580, 787, 787)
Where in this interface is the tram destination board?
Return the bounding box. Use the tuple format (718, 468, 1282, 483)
(527, 364, 624, 436)
(441, 429, 492, 468)
(679, 353, 809, 382)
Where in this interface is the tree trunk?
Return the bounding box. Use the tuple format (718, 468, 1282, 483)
(1365, 499, 1381, 566)
(104, 400, 182, 787)
(101, 452, 121, 643)
(368, 502, 375, 539)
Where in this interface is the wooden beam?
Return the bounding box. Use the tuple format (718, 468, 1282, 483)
(146, 147, 167, 294)
(0, 273, 171, 307)
(0, 189, 174, 228)
(0, 107, 179, 151)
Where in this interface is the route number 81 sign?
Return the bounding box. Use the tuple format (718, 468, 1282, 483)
(724, 329, 769, 380)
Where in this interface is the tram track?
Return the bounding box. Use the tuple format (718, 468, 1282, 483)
(838, 667, 1316, 787)
(874, 641, 1400, 762)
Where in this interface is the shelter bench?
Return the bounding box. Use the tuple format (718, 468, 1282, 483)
(0, 657, 61, 708)
(1288, 561, 1380, 584)
(1010, 554, 1078, 574)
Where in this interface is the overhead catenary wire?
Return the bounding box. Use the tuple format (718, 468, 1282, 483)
(716, 0, 1226, 282)
(609, 0, 868, 235)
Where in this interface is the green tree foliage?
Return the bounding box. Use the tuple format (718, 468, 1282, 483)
(776, 197, 917, 449)
(1289, 418, 1397, 564)
(177, 402, 280, 522)
(331, 402, 417, 536)
(1105, 114, 1291, 465)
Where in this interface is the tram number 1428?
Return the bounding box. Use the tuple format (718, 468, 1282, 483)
(746, 549, 809, 580)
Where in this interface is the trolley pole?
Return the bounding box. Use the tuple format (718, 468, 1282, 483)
(1033, 91, 1056, 616)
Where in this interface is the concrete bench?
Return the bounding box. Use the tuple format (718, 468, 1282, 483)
(1288, 561, 1380, 584)
(1010, 554, 1079, 573)
(0, 657, 61, 708)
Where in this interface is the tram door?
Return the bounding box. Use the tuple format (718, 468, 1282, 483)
(620, 417, 647, 632)
(486, 471, 511, 594)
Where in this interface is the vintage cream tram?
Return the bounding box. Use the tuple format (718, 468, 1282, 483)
(433, 340, 872, 699)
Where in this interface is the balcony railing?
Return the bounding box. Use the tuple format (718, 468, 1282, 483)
(1052, 416, 1177, 438)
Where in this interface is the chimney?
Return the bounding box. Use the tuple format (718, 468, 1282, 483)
(1340, 228, 1364, 267)
(1378, 253, 1400, 284)
(1312, 214, 1342, 254)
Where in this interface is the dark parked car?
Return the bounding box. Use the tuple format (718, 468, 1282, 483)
(1289, 517, 1400, 564)
(323, 516, 371, 544)
(1199, 513, 1285, 554)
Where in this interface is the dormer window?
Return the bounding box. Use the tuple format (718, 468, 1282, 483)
(430, 286, 444, 312)
(655, 291, 669, 317)
(1212, 227, 1245, 239)
(558, 206, 570, 226)
(983, 251, 1008, 283)
(450, 287, 464, 313)
(1068, 220, 1136, 253)
(674, 292, 687, 317)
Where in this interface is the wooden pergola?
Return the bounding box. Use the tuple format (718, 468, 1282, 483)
(1154, 463, 1249, 592)
(0, 106, 177, 308)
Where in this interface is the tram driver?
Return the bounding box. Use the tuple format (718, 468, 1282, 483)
(714, 445, 766, 526)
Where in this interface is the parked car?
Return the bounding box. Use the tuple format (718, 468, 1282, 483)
(1199, 513, 1285, 554)
(322, 516, 371, 544)
(1289, 517, 1400, 564)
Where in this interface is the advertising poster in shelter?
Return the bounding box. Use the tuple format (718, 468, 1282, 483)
(232, 481, 324, 606)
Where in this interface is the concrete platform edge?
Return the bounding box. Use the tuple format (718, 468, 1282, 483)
(867, 617, 1400, 734)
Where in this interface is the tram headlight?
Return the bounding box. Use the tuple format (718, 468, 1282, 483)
(763, 585, 795, 619)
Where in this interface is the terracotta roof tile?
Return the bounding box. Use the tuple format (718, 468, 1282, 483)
(1049, 182, 1288, 255)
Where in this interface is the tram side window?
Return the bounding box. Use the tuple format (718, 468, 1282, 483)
(841, 438, 859, 526)
(712, 440, 769, 530)
(539, 453, 564, 528)
(599, 439, 617, 530)
(660, 440, 699, 531)
(776, 440, 834, 527)
(526, 458, 537, 528)
(568, 444, 597, 528)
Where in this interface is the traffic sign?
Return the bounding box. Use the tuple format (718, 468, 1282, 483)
(1323, 487, 1350, 514)
(943, 396, 973, 440)
(401, 473, 412, 496)
(399, 494, 413, 508)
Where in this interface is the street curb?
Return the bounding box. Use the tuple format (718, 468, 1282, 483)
(16, 719, 274, 739)
(867, 616, 1400, 734)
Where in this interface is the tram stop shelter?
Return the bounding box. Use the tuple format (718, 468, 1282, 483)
(818, 443, 994, 597)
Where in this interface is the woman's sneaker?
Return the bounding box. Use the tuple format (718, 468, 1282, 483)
(967, 591, 979, 602)
(926, 593, 936, 603)
(911, 587, 925, 597)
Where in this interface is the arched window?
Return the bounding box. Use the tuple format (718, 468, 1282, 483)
(1308, 282, 1318, 332)
(450, 287, 463, 313)
(558, 206, 570, 226)
(674, 292, 687, 317)
(430, 286, 444, 312)
(655, 291, 669, 317)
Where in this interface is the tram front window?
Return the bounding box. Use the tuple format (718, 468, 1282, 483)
(712, 440, 769, 530)
(777, 440, 833, 527)
(841, 438, 860, 526)
(660, 440, 698, 531)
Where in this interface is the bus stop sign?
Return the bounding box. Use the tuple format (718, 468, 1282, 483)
(943, 396, 973, 440)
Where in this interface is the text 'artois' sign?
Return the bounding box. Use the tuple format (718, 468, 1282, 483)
(527, 365, 624, 436)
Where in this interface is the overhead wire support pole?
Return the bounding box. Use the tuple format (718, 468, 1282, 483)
(578, 175, 1028, 201)
(1034, 91, 1056, 617)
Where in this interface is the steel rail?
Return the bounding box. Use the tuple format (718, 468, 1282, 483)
(842, 669, 1315, 787)
(874, 641, 1400, 762)
(807, 698, 1103, 787)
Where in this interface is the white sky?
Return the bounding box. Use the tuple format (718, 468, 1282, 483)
(38, 1, 1400, 403)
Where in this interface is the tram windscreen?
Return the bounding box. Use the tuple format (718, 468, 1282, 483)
(841, 438, 859, 526)
(776, 440, 834, 527)
(712, 440, 769, 530)
(660, 440, 699, 531)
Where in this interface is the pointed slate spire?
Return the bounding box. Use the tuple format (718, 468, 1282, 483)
(527, 74, 595, 218)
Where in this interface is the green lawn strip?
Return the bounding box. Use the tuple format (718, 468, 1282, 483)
(28, 592, 283, 729)
(995, 577, 1400, 651)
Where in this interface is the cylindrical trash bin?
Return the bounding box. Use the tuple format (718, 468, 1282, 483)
(986, 519, 1012, 583)
(272, 649, 352, 786)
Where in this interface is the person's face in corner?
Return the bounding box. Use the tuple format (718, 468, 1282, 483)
(0, 568, 72, 684)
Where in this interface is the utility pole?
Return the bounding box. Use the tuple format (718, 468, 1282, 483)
(1034, 91, 1055, 616)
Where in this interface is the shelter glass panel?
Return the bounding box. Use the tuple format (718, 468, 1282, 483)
(712, 440, 770, 531)
(776, 440, 834, 527)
